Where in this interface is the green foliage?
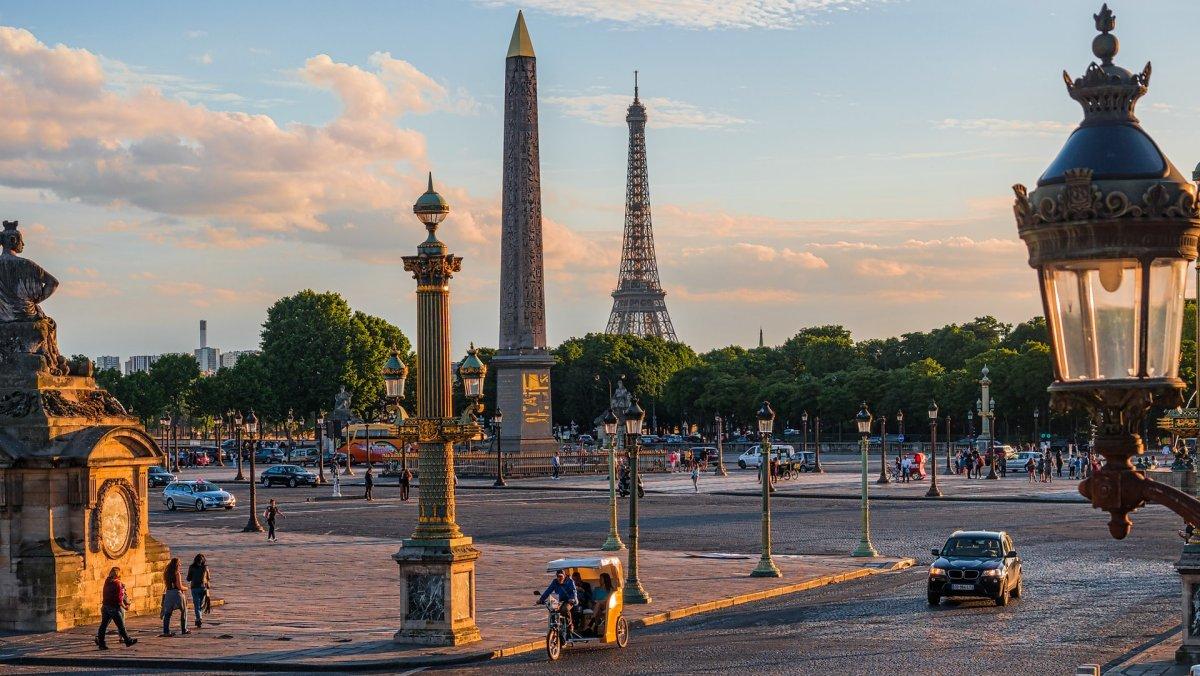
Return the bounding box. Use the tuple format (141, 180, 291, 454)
(150, 353, 200, 415)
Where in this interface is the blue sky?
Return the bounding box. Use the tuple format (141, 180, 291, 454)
(3, 0, 1200, 360)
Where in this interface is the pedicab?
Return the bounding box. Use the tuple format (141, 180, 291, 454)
(535, 556, 630, 660)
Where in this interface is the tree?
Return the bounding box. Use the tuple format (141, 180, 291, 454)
(150, 353, 200, 419)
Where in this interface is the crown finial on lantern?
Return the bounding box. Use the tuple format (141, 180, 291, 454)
(1092, 4, 1118, 64)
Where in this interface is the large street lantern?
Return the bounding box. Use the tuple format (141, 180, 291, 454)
(852, 403, 878, 558)
(458, 343, 487, 404)
(242, 409, 264, 533)
(1014, 3, 1200, 541)
(383, 349, 408, 399)
(600, 408, 624, 552)
(926, 401, 942, 498)
(751, 401, 781, 577)
(623, 398, 651, 604)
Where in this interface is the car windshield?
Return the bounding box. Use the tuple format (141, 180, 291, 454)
(942, 537, 1002, 557)
(193, 483, 219, 492)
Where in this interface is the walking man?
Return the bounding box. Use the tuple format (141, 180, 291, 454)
(691, 461, 700, 493)
(95, 567, 137, 650)
(551, 451, 561, 479)
(364, 465, 374, 502)
(399, 466, 411, 502)
(264, 499, 282, 542)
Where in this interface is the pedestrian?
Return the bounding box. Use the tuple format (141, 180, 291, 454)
(1055, 449, 1064, 477)
(264, 499, 282, 542)
(900, 454, 911, 483)
(1025, 456, 1036, 482)
(364, 465, 374, 502)
(1044, 452, 1053, 484)
(160, 557, 189, 637)
(691, 461, 699, 493)
(400, 466, 412, 502)
(551, 451, 561, 479)
(95, 566, 137, 650)
(186, 554, 210, 629)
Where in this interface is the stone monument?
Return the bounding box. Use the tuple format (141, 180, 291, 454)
(0, 220, 170, 631)
(493, 11, 557, 455)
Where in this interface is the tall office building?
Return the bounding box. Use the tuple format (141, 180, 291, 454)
(194, 320, 220, 374)
(94, 356, 120, 372)
(125, 355, 159, 375)
(219, 350, 258, 369)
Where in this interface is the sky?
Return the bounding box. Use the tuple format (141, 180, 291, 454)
(4, 0, 1200, 361)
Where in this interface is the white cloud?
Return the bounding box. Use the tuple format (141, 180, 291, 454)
(935, 118, 1073, 136)
(546, 94, 745, 129)
(184, 30, 207, 39)
(192, 52, 213, 65)
(477, 0, 882, 29)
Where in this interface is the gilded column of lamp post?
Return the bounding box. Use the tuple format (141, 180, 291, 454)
(242, 409, 264, 533)
(853, 403, 879, 558)
(600, 408, 624, 551)
(751, 401, 782, 577)
(624, 398, 651, 604)
(926, 401, 942, 498)
(400, 174, 484, 544)
(876, 414, 890, 484)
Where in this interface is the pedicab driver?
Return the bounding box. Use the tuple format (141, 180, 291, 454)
(537, 569, 579, 634)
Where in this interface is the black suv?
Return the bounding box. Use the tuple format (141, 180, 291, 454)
(148, 465, 177, 487)
(260, 465, 319, 488)
(928, 530, 1023, 607)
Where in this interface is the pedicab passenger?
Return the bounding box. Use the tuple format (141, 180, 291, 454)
(587, 572, 616, 634)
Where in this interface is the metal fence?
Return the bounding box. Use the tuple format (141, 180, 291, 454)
(452, 447, 672, 479)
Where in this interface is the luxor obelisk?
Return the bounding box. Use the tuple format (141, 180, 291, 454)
(494, 11, 557, 455)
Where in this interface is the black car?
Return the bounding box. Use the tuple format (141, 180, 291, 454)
(259, 464, 319, 488)
(928, 530, 1023, 607)
(148, 465, 177, 487)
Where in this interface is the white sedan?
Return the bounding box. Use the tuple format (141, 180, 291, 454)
(1007, 451, 1042, 473)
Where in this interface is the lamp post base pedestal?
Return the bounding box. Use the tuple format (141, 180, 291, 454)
(876, 475, 890, 485)
(851, 540, 879, 558)
(393, 536, 482, 646)
(623, 580, 652, 605)
(601, 534, 625, 551)
(493, 478, 507, 487)
(750, 556, 782, 577)
(811, 463, 825, 474)
(925, 483, 943, 498)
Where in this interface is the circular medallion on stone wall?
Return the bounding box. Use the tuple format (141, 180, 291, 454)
(92, 479, 136, 559)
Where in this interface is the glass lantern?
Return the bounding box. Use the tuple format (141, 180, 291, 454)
(458, 343, 487, 400)
(927, 401, 938, 422)
(382, 349, 408, 399)
(603, 409, 617, 437)
(856, 403, 872, 435)
(756, 401, 775, 437)
(625, 399, 646, 436)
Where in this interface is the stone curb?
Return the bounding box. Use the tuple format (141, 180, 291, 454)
(0, 558, 914, 672)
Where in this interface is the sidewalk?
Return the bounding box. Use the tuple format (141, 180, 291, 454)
(0, 525, 913, 671)
(1102, 630, 1189, 675)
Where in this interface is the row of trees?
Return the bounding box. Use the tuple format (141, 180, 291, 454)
(97, 288, 1199, 444)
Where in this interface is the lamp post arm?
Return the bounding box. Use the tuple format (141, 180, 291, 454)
(1080, 470, 1200, 540)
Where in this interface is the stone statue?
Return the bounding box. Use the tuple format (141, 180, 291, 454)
(0, 221, 69, 375)
(334, 386, 352, 414)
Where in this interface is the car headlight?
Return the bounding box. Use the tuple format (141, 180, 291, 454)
(981, 568, 1003, 578)
(929, 567, 946, 576)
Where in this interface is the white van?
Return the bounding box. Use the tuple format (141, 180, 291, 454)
(737, 444, 796, 469)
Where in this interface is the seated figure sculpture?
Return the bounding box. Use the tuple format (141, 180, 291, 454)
(0, 220, 70, 375)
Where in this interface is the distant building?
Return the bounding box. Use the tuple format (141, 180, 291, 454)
(125, 355, 159, 375)
(219, 350, 258, 369)
(94, 355, 120, 372)
(194, 320, 220, 374)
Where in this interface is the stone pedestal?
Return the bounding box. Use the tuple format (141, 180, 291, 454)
(0, 372, 170, 631)
(393, 537, 481, 645)
(1175, 543, 1200, 663)
(493, 351, 557, 454)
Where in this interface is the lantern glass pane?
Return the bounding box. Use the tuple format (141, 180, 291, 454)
(1046, 260, 1140, 380)
(463, 377, 483, 398)
(1147, 258, 1187, 378)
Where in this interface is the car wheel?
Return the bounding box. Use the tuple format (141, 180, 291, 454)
(1012, 578, 1023, 599)
(546, 629, 561, 661)
(615, 616, 629, 648)
(262, 477, 270, 486)
(288, 478, 298, 488)
(196, 499, 205, 511)
(995, 588, 1009, 606)
(927, 592, 940, 606)
(166, 498, 176, 511)
(224, 506, 233, 510)
(738, 460, 747, 469)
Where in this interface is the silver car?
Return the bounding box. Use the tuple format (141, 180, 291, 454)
(163, 480, 236, 511)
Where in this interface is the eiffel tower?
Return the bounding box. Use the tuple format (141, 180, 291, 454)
(605, 73, 678, 342)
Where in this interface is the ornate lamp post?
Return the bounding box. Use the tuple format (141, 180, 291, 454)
(315, 414, 327, 485)
(876, 414, 890, 484)
(853, 403, 879, 557)
(215, 411, 224, 467)
(241, 409, 264, 533)
(158, 414, 169, 470)
(383, 347, 412, 482)
(600, 408, 624, 551)
(752, 401, 782, 577)
(623, 398, 652, 604)
(801, 410, 809, 459)
(392, 174, 484, 645)
(926, 401, 942, 498)
(1012, 4, 1200, 662)
(945, 415, 953, 474)
(814, 415, 823, 473)
(491, 409, 505, 487)
(714, 413, 727, 476)
(1033, 407, 1041, 447)
(231, 410, 245, 481)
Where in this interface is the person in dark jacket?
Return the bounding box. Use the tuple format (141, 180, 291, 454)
(364, 466, 374, 501)
(96, 566, 137, 650)
(186, 554, 211, 628)
(160, 557, 189, 636)
(400, 466, 412, 502)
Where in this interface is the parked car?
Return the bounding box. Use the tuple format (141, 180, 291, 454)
(783, 428, 801, 437)
(260, 464, 319, 488)
(664, 434, 684, 444)
(639, 435, 661, 445)
(1008, 451, 1042, 473)
(736, 444, 797, 469)
(255, 446, 285, 464)
(577, 434, 595, 446)
(928, 530, 1023, 607)
(685, 434, 703, 444)
(163, 480, 236, 511)
(148, 465, 176, 487)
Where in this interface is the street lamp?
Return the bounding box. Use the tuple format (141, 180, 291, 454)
(714, 413, 728, 476)
(852, 403, 879, 557)
(801, 410, 809, 463)
(382, 347, 412, 479)
(241, 409, 264, 533)
(876, 414, 890, 484)
(315, 414, 327, 485)
(231, 410, 245, 481)
(926, 401, 942, 498)
(1033, 407, 1040, 447)
(600, 408, 624, 551)
(492, 408, 505, 487)
(158, 414, 170, 470)
(751, 401, 782, 577)
(624, 398, 652, 604)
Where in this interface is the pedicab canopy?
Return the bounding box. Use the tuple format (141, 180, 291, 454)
(546, 557, 624, 586)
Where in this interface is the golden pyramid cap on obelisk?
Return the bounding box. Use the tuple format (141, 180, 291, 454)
(507, 10, 535, 58)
